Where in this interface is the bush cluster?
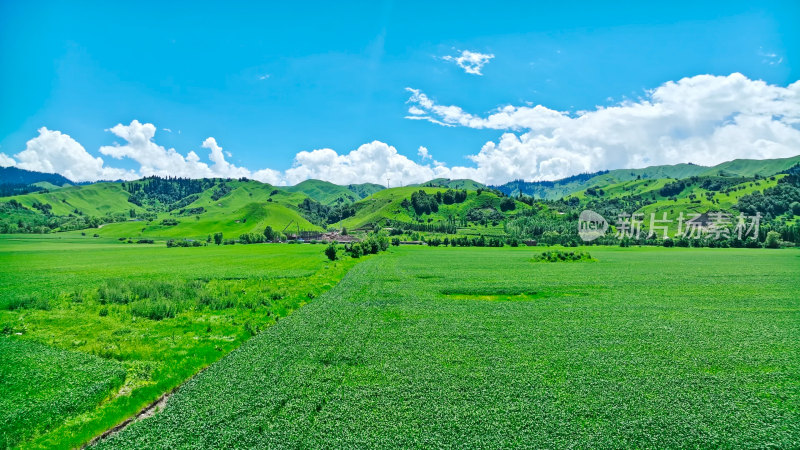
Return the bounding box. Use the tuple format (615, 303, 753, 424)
(532, 250, 594, 262)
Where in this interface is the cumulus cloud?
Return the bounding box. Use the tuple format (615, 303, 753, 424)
(283, 141, 453, 186)
(9, 127, 135, 181)
(406, 73, 800, 183)
(202, 137, 251, 178)
(98, 120, 255, 180)
(418, 146, 432, 161)
(442, 50, 495, 75)
(4, 121, 455, 187)
(0, 153, 16, 167)
(8, 73, 799, 187)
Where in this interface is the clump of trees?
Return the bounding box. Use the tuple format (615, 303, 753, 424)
(410, 190, 439, 215)
(325, 233, 390, 260)
(297, 198, 356, 226)
(439, 235, 507, 247)
(344, 233, 390, 258)
(736, 175, 800, 219)
(125, 176, 216, 208)
(404, 189, 468, 216)
(166, 239, 204, 247)
(210, 182, 233, 201)
(238, 233, 266, 244)
(533, 250, 593, 262)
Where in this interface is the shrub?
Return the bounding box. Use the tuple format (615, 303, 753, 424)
(765, 231, 781, 249)
(532, 250, 594, 263)
(499, 197, 516, 212)
(325, 243, 338, 261)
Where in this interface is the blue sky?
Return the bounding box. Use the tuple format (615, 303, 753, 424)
(1, 1, 798, 184)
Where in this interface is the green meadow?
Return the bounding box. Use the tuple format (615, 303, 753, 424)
(1, 236, 799, 448)
(0, 236, 358, 448)
(91, 246, 798, 448)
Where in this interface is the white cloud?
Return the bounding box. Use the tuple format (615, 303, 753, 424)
(9, 127, 135, 181)
(418, 146, 432, 161)
(202, 137, 251, 178)
(283, 141, 452, 186)
(8, 73, 799, 187)
(406, 87, 568, 131)
(406, 73, 800, 184)
(442, 50, 495, 75)
(0, 153, 16, 167)
(6, 121, 456, 187)
(759, 48, 783, 66)
(98, 120, 254, 180)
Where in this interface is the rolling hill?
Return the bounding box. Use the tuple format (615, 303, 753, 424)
(1, 155, 798, 241)
(285, 179, 384, 204)
(495, 155, 800, 200)
(0, 167, 73, 186)
(334, 186, 525, 230)
(412, 178, 486, 190)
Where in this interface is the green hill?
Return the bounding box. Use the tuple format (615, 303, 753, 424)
(286, 179, 383, 205)
(698, 155, 800, 177)
(334, 186, 525, 231)
(2, 154, 798, 241)
(412, 178, 486, 190)
(9, 183, 143, 217)
(497, 155, 800, 200)
(0, 167, 73, 186)
(31, 181, 68, 191)
(88, 180, 321, 240)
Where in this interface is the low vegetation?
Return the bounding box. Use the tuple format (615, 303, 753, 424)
(532, 249, 594, 262)
(0, 237, 359, 448)
(97, 247, 800, 448)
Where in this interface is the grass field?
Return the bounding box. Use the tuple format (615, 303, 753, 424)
(97, 246, 800, 448)
(0, 339, 126, 449)
(0, 236, 359, 448)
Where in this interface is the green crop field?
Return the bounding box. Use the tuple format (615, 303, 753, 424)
(0, 236, 359, 448)
(94, 246, 800, 448)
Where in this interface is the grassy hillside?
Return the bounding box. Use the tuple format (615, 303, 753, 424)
(497, 165, 709, 200)
(10, 183, 144, 217)
(334, 186, 525, 230)
(497, 155, 800, 200)
(698, 155, 800, 177)
(0, 167, 73, 186)
(2, 154, 797, 240)
(98, 180, 321, 240)
(286, 179, 384, 205)
(413, 178, 486, 190)
(572, 175, 784, 213)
